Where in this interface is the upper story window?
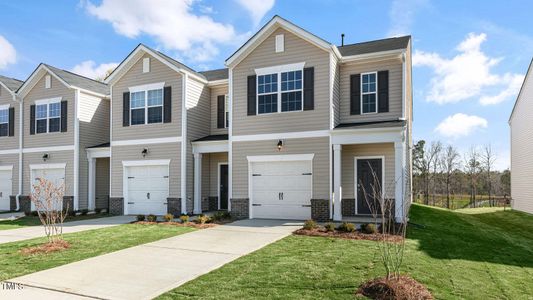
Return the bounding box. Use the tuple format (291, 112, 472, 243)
(258, 73, 278, 114)
(257, 69, 303, 114)
(36, 101, 61, 134)
(225, 95, 229, 128)
(130, 87, 163, 125)
(361, 72, 377, 114)
(0, 107, 8, 137)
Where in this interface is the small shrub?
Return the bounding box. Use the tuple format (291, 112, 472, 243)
(24, 211, 31, 217)
(324, 222, 335, 232)
(31, 211, 39, 217)
(303, 219, 317, 230)
(67, 210, 76, 217)
(197, 214, 210, 224)
(163, 213, 174, 222)
(212, 211, 231, 221)
(337, 222, 355, 232)
(362, 223, 378, 234)
(136, 214, 146, 222)
(147, 214, 157, 222)
(80, 209, 89, 216)
(94, 208, 102, 214)
(179, 215, 189, 224)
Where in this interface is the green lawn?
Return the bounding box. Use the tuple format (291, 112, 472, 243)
(159, 204, 533, 300)
(0, 213, 112, 231)
(0, 224, 195, 281)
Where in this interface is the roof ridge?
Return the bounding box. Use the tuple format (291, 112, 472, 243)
(44, 63, 108, 86)
(0, 74, 24, 83)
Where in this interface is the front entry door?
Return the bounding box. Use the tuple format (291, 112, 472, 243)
(219, 164, 228, 210)
(356, 158, 383, 215)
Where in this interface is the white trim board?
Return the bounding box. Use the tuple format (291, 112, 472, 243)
(86, 148, 111, 159)
(0, 165, 14, 171)
(23, 145, 75, 154)
(0, 104, 10, 110)
(233, 130, 329, 142)
(111, 136, 182, 147)
(353, 156, 385, 215)
(192, 140, 228, 154)
(247, 153, 314, 162)
(29, 163, 67, 170)
(128, 82, 165, 93)
(0, 149, 19, 155)
(255, 62, 305, 76)
(122, 159, 171, 167)
(34, 97, 62, 106)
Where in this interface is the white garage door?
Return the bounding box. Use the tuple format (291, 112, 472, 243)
(251, 160, 312, 220)
(0, 170, 12, 211)
(126, 165, 169, 215)
(32, 168, 66, 211)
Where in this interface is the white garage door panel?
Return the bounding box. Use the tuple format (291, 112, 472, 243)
(253, 204, 311, 220)
(127, 165, 169, 215)
(0, 170, 12, 211)
(253, 175, 312, 191)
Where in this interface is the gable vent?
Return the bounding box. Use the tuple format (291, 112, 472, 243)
(275, 34, 284, 53)
(143, 57, 150, 73)
(45, 75, 51, 89)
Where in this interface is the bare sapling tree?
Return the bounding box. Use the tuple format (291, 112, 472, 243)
(360, 163, 411, 280)
(482, 144, 497, 206)
(441, 145, 460, 209)
(30, 177, 67, 243)
(423, 141, 442, 205)
(464, 147, 481, 207)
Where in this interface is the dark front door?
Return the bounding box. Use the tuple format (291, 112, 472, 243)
(220, 164, 228, 210)
(356, 158, 383, 215)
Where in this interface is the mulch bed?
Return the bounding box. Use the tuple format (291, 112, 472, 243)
(20, 240, 71, 255)
(293, 228, 403, 242)
(356, 275, 433, 300)
(134, 221, 218, 229)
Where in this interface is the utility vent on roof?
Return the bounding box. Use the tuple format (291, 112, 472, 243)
(275, 34, 284, 53)
(45, 75, 51, 89)
(143, 57, 150, 73)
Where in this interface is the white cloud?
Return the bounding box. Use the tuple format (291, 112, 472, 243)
(414, 32, 524, 105)
(0, 35, 17, 70)
(235, 0, 275, 27)
(85, 0, 240, 62)
(435, 113, 488, 138)
(71, 60, 119, 80)
(388, 0, 427, 37)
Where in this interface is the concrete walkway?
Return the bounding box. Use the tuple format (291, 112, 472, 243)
(3, 219, 301, 300)
(0, 215, 135, 245)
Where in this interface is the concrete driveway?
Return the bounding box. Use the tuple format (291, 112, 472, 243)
(0, 215, 135, 245)
(2, 219, 301, 300)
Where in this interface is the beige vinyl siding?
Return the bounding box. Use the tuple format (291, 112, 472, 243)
(200, 152, 228, 199)
(510, 67, 533, 214)
(23, 72, 75, 148)
(339, 58, 403, 123)
(110, 143, 181, 197)
(78, 92, 110, 209)
(0, 154, 19, 196)
(232, 137, 329, 199)
(331, 54, 341, 128)
(95, 157, 110, 209)
(0, 85, 18, 150)
(112, 53, 182, 141)
(232, 28, 330, 135)
(341, 143, 395, 199)
(186, 78, 210, 212)
(22, 150, 74, 195)
(210, 85, 229, 135)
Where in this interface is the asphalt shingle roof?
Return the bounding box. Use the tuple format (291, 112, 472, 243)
(0, 75, 23, 92)
(43, 64, 109, 95)
(338, 36, 411, 56)
(199, 68, 228, 81)
(334, 119, 406, 130)
(193, 134, 229, 142)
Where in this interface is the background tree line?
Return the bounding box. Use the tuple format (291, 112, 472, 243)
(413, 140, 511, 209)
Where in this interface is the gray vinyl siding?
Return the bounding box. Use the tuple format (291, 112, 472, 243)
(232, 137, 329, 199)
(232, 28, 330, 135)
(331, 54, 341, 128)
(0, 85, 18, 150)
(23, 72, 75, 148)
(339, 58, 403, 123)
(95, 157, 110, 209)
(0, 154, 19, 196)
(22, 150, 74, 195)
(341, 143, 395, 199)
(112, 53, 182, 142)
(510, 65, 533, 214)
(110, 143, 181, 197)
(186, 77, 210, 212)
(210, 85, 228, 135)
(78, 92, 110, 209)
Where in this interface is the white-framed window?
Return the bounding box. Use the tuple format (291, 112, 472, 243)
(225, 95, 229, 128)
(0, 106, 8, 137)
(35, 100, 61, 134)
(257, 69, 303, 114)
(361, 72, 377, 114)
(130, 88, 163, 125)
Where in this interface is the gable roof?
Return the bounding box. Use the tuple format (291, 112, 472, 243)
(105, 43, 207, 84)
(0, 75, 23, 94)
(509, 57, 533, 123)
(17, 63, 109, 97)
(338, 36, 411, 57)
(199, 68, 228, 81)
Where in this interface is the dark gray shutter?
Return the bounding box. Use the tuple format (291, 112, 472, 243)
(8, 107, 14, 137)
(350, 74, 361, 115)
(247, 75, 256, 116)
(378, 70, 389, 113)
(303, 67, 314, 110)
(164, 86, 172, 123)
(217, 95, 225, 128)
(61, 101, 68, 132)
(123, 92, 130, 126)
(30, 105, 35, 135)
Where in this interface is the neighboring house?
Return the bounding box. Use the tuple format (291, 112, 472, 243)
(9, 64, 109, 212)
(0, 75, 23, 211)
(509, 58, 533, 215)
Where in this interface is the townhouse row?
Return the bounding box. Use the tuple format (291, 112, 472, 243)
(0, 16, 413, 222)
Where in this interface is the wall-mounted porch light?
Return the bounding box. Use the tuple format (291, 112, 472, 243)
(277, 140, 283, 152)
(42, 153, 49, 161)
(142, 148, 148, 158)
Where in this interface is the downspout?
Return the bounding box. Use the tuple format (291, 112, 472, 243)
(180, 72, 188, 214)
(15, 93, 23, 211)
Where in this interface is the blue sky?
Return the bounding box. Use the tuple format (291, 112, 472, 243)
(1, 0, 531, 170)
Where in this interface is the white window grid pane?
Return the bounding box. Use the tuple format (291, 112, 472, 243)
(258, 74, 278, 95)
(49, 102, 61, 118)
(130, 91, 146, 108)
(0, 109, 8, 124)
(281, 70, 302, 92)
(147, 89, 163, 106)
(36, 104, 47, 119)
